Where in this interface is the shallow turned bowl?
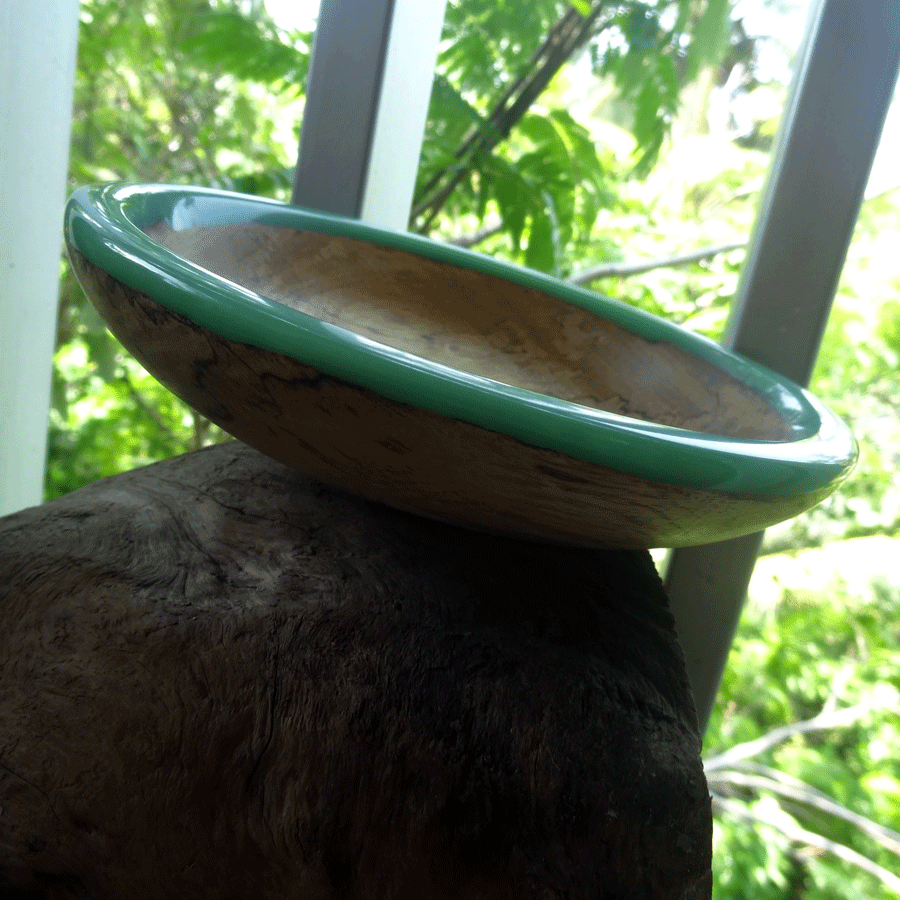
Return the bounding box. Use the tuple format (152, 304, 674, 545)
(64, 183, 856, 548)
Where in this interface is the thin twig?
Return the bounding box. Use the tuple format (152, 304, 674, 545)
(708, 769, 900, 857)
(715, 760, 848, 803)
(703, 703, 873, 773)
(448, 220, 505, 248)
(713, 795, 900, 894)
(121, 373, 180, 444)
(570, 239, 746, 283)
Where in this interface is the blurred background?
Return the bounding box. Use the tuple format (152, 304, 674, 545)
(41, 1, 900, 896)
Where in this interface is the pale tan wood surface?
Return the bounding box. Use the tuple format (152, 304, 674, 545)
(145, 222, 791, 440)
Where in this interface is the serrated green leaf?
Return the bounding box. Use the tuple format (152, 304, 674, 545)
(525, 208, 555, 273)
(518, 112, 559, 149)
(492, 163, 528, 251)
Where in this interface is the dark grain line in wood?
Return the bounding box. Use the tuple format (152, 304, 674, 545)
(0, 441, 712, 899)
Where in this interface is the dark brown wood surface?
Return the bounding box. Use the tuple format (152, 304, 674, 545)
(0, 441, 711, 899)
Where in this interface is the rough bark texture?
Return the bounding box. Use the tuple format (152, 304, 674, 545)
(0, 441, 711, 899)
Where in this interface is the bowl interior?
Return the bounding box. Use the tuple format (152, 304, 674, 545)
(144, 220, 793, 443)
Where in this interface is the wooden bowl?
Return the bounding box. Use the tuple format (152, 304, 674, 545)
(64, 183, 856, 548)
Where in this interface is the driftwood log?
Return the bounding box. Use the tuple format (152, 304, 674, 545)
(0, 441, 711, 899)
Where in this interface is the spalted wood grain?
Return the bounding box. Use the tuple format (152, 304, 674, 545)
(68, 247, 828, 549)
(0, 442, 711, 900)
(144, 221, 789, 441)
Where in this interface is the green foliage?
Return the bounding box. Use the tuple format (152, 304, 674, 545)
(180, 8, 311, 92)
(50, 0, 306, 499)
(707, 568, 900, 899)
(72, 0, 299, 189)
(415, 0, 617, 263)
(577, 133, 767, 333)
(425, 105, 614, 274)
(415, 0, 734, 262)
(596, 4, 682, 172)
(684, 0, 732, 82)
(438, 0, 569, 95)
(47, 345, 222, 498)
(37, 2, 900, 896)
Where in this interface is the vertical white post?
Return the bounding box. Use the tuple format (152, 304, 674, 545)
(358, 0, 447, 229)
(292, 0, 447, 230)
(0, 2, 80, 515)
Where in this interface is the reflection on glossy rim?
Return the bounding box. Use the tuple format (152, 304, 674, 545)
(64, 182, 857, 496)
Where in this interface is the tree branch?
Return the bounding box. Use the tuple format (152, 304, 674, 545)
(448, 219, 505, 248)
(707, 768, 900, 857)
(713, 795, 900, 894)
(570, 239, 746, 284)
(121, 373, 180, 445)
(411, 2, 610, 232)
(703, 703, 874, 773)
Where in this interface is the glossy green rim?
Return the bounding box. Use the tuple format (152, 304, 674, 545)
(65, 182, 857, 496)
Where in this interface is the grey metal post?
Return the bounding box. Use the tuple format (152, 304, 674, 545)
(291, 0, 395, 217)
(666, 0, 900, 734)
(291, 0, 446, 228)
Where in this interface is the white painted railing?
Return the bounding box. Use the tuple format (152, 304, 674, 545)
(0, 2, 80, 516)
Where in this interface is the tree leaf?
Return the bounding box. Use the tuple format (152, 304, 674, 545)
(525, 207, 555, 273)
(180, 10, 310, 91)
(684, 0, 732, 82)
(491, 160, 529, 251)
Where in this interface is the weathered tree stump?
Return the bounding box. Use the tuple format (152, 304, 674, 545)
(0, 441, 711, 899)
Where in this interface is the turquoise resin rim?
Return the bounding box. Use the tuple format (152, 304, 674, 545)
(65, 182, 857, 496)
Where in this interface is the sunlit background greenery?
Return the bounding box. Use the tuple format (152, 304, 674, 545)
(50, 1, 900, 896)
